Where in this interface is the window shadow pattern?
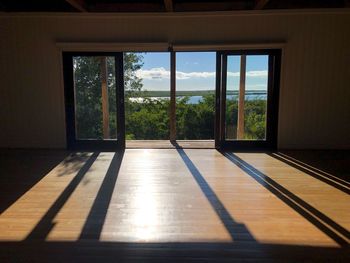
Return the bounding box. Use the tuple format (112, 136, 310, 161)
(268, 152, 350, 194)
(25, 152, 100, 240)
(220, 151, 350, 247)
(0, 149, 349, 261)
(79, 151, 124, 239)
(25, 151, 125, 241)
(277, 151, 350, 182)
(0, 150, 70, 213)
(176, 148, 256, 242)
(14, 150, 350, 245)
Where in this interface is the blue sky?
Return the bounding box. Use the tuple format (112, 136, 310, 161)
(135, 52, 268, 91)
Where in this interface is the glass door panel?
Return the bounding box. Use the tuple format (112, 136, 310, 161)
(63, 52, 124, 150)
(73, 56, 117, 140)
(225, 55, 269, 141)
(218, 50, 281, 150)
(225, 55, 240, 140)
(244, 55, 268, 140)
(175, 52, 216, 140)
(123, 52, 170, 140)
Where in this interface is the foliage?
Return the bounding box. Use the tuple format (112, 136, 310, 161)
(126, 98, 170, 140)
(74, 54, 267, 141)
(74, 56, 117, 139)
(225, 97, 266, 140)
(175, 95, 215, 140)
(125, 95, 266, 140)
(124, 53, 144, 98)
(74, 54, 144, 139)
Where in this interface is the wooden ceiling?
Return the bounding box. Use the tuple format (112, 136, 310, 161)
(0, 0, 348, 13)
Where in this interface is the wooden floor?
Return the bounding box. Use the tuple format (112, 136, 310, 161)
(0, 149, 349, 262)
(126, 140, 215, 148)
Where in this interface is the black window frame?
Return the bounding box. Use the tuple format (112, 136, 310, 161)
(62, 49, 280, 151)
(63, 52, 125, 151)
(215, 49, 281, 151)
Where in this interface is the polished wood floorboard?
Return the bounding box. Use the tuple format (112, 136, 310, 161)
(0, 149, 349, 262)
(126, 140, 215, 149)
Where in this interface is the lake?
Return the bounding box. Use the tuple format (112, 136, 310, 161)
(129, 94, 267, 104)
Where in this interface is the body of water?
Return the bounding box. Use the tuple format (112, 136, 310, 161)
(187, 94, 267, 104)
(129, 94, 267, 104)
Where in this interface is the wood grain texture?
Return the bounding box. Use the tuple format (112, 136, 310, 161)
(126, 140, 215, 148)
(0, 149, 349, 261)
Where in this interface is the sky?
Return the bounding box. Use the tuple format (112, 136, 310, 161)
(134, 52, 268, 91)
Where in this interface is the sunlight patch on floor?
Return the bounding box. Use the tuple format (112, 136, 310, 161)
(0, 153, 93, 241)
(0, 150, 348, 247)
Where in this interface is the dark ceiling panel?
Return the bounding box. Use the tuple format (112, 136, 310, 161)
(0, 0, 75, 12)
(0, 0, 347, 12)
(265, 0, 345, 9)
(175, 0, 253, 12)
(87, 0, 165, 12)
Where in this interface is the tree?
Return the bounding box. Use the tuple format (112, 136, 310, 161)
(124, 53, 144, 98)
(74, 53, 144, 139)
(73, 53, 267, 141)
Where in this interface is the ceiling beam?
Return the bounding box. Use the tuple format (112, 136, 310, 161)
(92, 3, 164, 12)
(66, 0, 87, 12)
(176, 1, 248, 12)
(254, 0, 270, 10)
(164, 0, 173, 12)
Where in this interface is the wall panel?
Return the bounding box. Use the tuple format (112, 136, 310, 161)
(0, 10, 349, 149)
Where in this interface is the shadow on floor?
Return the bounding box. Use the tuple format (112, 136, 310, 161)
(79, 151, 124, 240)
(0, 150, 71, 213)
(220, 151, 350, 247)
(270, 150, 350, 186)
(0, 240, 349, 262)
(1, 149, 349, 262)
(24, 151, 125, 241)
(25, 152, 100, 240)
(176, 148, 256, 242)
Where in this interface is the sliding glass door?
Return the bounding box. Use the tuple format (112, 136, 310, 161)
(216, 50, 281, 149)
(175, 52, 216, 141)
(124, 52, 170, 140)
(63, 50, 280, 151)
(63, 52, 124, 150)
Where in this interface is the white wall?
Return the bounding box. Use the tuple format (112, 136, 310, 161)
(0, 10, 349, 149)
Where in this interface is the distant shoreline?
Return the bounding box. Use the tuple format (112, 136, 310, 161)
(126, 90, 267, 97)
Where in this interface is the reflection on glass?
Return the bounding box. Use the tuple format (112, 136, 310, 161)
(176, 52, 216, 140)
(73, 56, 117, 140)
(124, 52, 170, 140)
(225, 56, 240, 139)
(244, 55, 268, 140)
(225, 55, 268, 140)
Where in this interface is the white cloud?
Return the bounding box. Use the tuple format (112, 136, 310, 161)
(246, 70, 268, 77)
(227, 72, 240, 77)
(176, 71, 215, 79)
(227, 70, 267, 77)
(135, 67, 169, 80)
(135, 67, 267, 80)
